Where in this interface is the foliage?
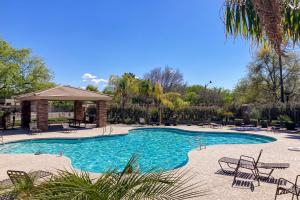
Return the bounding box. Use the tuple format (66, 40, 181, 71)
(249, 119, 258, 127)
(144, 66, 185, 92)
(0, 39, 55, 98)
(184, 85, 233, 106)
(29, 155, 207, 200)
(233, 47, 300, 104)
(234, 118, 244, 126)
(224, 0, 300, 49)
(86, 84, 99, 92)
(51, 101, 74, 112)
(278, 114, 292, 123)
(108, 105, 224, 124)
(260, 120, 268, 128)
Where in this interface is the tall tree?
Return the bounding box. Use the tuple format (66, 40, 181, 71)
(0, 39, 54, 98)
(224, 0, 300, 102)
(233, 47, 300, 104)
(115, 73, 138, 121)
(144, 66, 185, 92)
(138, 79, 153, 121)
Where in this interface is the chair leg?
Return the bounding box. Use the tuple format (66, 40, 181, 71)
(274, 190, 278, 200)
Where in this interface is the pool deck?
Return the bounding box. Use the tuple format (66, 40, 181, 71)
(0, 125, 299, 200)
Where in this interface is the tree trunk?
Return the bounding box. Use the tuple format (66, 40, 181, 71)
(159, 105, 162, 125)
(278, 53, 285, 103)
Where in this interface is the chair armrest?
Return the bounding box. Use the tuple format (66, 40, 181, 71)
(277, 177, 296, 189)
(239, 155, 256, 163)
(295, 175, 300, 186)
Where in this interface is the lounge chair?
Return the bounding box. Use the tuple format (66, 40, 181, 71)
(218, 150, 290, 185)
(275, 175, 300, 200)
(62, 123, 77, 133)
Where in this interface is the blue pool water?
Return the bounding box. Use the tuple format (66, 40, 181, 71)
(0, 128, 275, 173)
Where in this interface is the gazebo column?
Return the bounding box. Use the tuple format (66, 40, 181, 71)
(96, 100, 107, 127)
(21, 101, 31, 128)
(74, 101, 84, 120)
(37, 100, 49, 131)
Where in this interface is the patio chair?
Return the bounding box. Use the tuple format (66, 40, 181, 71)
(28, 122, 41, 135)
(5, 170, 52, 186)
(0, 192, 14, 200)
(139, 118, 146, 125)
(275, 175, 300, 200)
(218, 150, 290, 185)
(62, 123, 77, 133)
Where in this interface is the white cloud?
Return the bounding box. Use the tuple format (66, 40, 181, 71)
(82, 73, 96, 79)
(91, 79, 101, 85)
(81, 73, 108, 89)
(91, 78, 108, 85)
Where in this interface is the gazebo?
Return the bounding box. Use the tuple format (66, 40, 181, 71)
(16, 85, 112, 131)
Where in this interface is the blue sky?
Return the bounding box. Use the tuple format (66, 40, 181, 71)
(0, 0, 254, 90)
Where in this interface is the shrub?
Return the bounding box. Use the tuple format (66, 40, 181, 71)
(270, 120, 280, 126)
(278, 115, 291, 123)
(234, 119, 243, 126)
(285, 121, 296, 130)
(260, 120, 268, 128)
(124, 117, 135, 124)
(250, 119, 258, 127)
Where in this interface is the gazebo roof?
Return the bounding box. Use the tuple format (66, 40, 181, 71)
(16, 85, 112, 101)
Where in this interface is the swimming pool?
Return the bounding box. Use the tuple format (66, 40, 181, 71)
(0, 128, 275, 173)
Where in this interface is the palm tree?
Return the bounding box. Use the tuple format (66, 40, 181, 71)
(139, 79, 153, 122)
(115, 73, 138, 122)
(29, 156, 207, 200)
(224, 0, 300, 103)
(152, 82, 172, 125)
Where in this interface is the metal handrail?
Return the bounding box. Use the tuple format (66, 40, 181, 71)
(0, 135, 3, 145)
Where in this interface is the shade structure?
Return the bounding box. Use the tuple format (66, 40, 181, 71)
(16, 85, 112, 131)
(17, 85, 112, 101)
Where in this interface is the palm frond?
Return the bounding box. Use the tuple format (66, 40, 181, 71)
(30, 155, 208, 200)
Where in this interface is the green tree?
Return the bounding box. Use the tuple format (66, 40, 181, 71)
(0, 39, 54, 98)
(138, 79, 153, 121)
(233, 47, 300, 104)
(115, 73, 139, 122)
(224, 0, 300, 103)
(86, 84, 99, 92)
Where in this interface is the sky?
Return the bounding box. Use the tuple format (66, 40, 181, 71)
(0, 0, 255, 90)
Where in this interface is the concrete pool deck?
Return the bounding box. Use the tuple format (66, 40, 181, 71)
(0, 125, 299, 200)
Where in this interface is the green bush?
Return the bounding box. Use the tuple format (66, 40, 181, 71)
(124, 117, 135, 124)
(250, 119, 258, 127)
(270, 120, 280, 126)
(285, 121, 296, 130)
(278, 115, 291, 123)
(234, 119, 243, 126)
(260, 120, 268, 128)
(48, 117, 68, 124)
